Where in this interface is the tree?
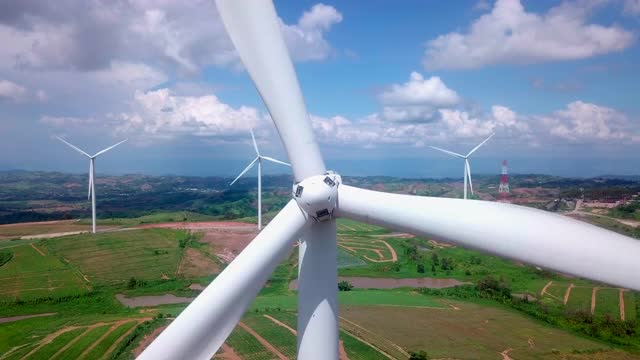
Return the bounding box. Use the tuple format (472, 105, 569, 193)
(431, 253, 439, 266)
(127, 277, 138, 289)
(417, 263, 425, 273)
(431, 264, 436, 274)
(338, 280, 354, 291)
(409, 350, 429, 360)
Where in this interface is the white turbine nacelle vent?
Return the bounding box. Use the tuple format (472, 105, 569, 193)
(293, 172, 341, 221)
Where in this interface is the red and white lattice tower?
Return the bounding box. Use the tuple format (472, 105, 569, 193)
(498, 160, 510, 202)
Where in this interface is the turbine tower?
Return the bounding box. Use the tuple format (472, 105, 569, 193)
(139, 2, 640, 359)
(230, 129, 290, 230)
(56, 137, 127, 234)
(498, 160, 510, 202)
(430, 133, 494, 199)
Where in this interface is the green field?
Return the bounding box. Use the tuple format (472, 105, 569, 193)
(0, 244, 87, 300)
(566, 286, 594, 312)
(596, 288, 622, 318)
(54, 324, 111, 360)
(26, 327, 86, 360)
(250, 290, 445, 311)
(82, 321, 138, 360)
(225, 324, 274, 360)
(242, 314, 297, 358)
(43, 229, 185, 284)
(341, 301, 611, 360)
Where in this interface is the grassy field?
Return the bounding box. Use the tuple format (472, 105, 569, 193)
(596, 288, 622, 318)
(43, 229, 185, 284)
(54, 324, 111, 360)
(250, 290, 445, 311)
(0, 244, 88, 300)
(225, 324, 274, 360)
(0, 221, 91, 238)
(341, 301, 613, 360)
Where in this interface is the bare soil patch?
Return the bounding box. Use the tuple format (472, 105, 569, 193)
(199, 228, 258, 263)
(540, 281, 553, 296)
(564, 283, 575, 305)
(215, 344, 242, 360)
(136, 221, 254, 230)
(591, 287, 598, 314)
(620, 289, 627, 321)
(176, 248, 219, 278)
(116, 293, 194, 307)
(0, 312, 56, 324)
(289, 277, 468, 290)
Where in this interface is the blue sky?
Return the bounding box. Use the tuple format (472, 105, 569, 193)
(0, 0, 639, 178)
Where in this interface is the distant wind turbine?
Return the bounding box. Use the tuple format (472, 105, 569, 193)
(431, 133, 494, 199)
(230, 129, 290, 230)
(56, 136, 127, 233)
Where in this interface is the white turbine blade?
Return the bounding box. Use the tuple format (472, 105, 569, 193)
(138, 200, 309, 360)
(93, 139, 128, 157)
(261, 156, 291, 167)
(466, 160, 473, 195)
(229, 157, 258, 186)
(466, 133, 494, 157)
(429, 146, 465, 159)
(88, 161, 93, 200)
(216, 0, 325, 181)
(338, 185, 640, 291)
(56, 136, 91, 158)
(249, 129, 260, 157)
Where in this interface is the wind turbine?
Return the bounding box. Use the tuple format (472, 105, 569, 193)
(230, 129, 290, 230)
(139, 1, 640, 359)
(56, 137, 127, 234)
(431, 133, 494, 200)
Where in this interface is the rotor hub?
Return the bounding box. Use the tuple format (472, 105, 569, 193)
(292, 171, 341, 221)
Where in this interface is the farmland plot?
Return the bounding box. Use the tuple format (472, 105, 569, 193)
(44, 229, 183, 283)
(0, 244, 87, 299)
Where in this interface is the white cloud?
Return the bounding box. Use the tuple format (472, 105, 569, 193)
(281, 3, 343, 61)
(0, 1, 342, 73)
(541, 101, 635, 142)
(91, 62, 167, 89)
(379, 72, 460, 106)
(111, 88, 264, 138)
(423, 0, 634, 69)
(40, 115, 93, 127)
(624, 0, 640, 15)
(377, 72, 460, 123)
(0, 79, 26, 102)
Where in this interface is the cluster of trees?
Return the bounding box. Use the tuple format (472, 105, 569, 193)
(127, 277, 148, 289)
(338, 280, 354, 291)
(0, 251, 13, 267)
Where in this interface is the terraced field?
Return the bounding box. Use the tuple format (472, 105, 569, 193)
(0, 244, 88, 300)
(43, 229, 185, 284)
(541, 282, 635, 320)
(1, 319, 145, 360)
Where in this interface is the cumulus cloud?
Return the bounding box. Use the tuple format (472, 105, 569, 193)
(110, 88, 264, 139)
(282, 3, 343, 61)
(0, 79, 26, 102)
(541, 101, 636, 142)
(423, 0, 634, 69)
(379, 72, 460, 106)
(377, 72, 460, 123)
(0, 1, 342, 73)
